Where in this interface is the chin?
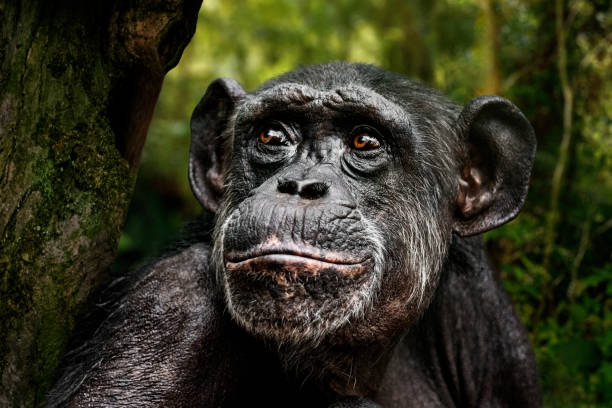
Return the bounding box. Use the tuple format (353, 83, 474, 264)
(221, 252, 382, 345)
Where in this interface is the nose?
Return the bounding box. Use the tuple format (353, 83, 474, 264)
(277, 178, 329, 200)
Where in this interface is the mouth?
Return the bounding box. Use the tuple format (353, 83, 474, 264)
(225, 248, 370, 278)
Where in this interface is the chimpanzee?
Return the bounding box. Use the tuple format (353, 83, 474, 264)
(47, 62, 540, 407)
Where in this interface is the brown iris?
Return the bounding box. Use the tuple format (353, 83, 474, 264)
(259, 131, 272, 143)
(258, 127, 285, 145)
(352, 133, 381, 150)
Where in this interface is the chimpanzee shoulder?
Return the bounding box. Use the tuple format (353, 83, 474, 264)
(45, 214, 223, 406)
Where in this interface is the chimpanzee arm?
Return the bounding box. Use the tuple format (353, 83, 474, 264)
(45, 240, 238, 407)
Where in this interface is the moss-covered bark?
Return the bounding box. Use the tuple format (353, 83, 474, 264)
(0, 1, 202, 405)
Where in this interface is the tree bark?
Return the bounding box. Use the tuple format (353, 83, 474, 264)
(0, 0, 202, 405)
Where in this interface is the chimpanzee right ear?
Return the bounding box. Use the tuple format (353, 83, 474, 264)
(453, 95, 536, 236)
(188, 78, 246, 213)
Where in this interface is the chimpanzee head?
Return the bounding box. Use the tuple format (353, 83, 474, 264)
(188, 63, 535, 346)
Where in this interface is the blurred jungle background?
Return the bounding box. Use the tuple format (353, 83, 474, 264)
(113, 0, 611, 406)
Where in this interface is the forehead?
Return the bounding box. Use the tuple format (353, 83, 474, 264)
(235, 83, 412, 135)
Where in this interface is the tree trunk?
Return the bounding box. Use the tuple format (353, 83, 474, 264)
(0, 1, 202, 405)
(480, 0, 501, 95)
(542, 0, 574, 288)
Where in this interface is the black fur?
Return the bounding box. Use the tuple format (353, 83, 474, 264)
(47, 63, 540, 407)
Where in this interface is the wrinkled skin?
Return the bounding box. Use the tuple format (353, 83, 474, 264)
(215, 78, 454, 349)
(47, 63, 541, 407)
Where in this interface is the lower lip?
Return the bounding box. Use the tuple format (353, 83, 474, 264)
(225, 254, 369, 278)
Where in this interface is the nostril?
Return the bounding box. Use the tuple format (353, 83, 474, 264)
(277, 178, 329, 199)
(277, 179, 298, 195)
(299, 181, 329, 200)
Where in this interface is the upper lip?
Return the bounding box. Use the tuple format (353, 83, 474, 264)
(225, 247, 367, 265)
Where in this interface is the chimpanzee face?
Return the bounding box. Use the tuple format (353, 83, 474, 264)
(189, 63, 535, 346)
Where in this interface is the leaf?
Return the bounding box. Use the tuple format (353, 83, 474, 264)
(554, 338, 602, 372)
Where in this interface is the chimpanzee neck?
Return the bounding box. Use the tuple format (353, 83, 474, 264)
(276, 235, 509, 400)
(374, 235, 540, 407)
(276, 335, 400, 398)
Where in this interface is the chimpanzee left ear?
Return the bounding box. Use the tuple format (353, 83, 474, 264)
(453, 95, 536, 236)
(188, 78, 246, 213)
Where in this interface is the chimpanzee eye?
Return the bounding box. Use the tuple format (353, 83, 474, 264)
(351, 128, 382, 151)
(258, 125, 288, 146)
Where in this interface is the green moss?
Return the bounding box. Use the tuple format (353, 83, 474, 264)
(0, 135, 133, 403)
(31, 276, 72, 406)
(0, 5, 132, 402)
(1, 0, 198, 404)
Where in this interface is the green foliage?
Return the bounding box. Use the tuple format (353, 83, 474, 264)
(118, 1, 612, 405)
